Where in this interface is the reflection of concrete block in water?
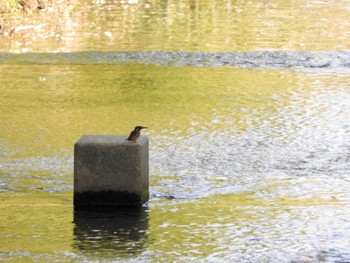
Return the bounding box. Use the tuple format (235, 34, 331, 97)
(73, 208, 149, 253)
(74, 135, 149, 208)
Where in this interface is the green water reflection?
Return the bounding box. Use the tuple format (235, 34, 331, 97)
(0, 192, 73, 262)
(0, 64, 294, 157)
(1, 62, 350, 262)
(1, 0, 350, 52)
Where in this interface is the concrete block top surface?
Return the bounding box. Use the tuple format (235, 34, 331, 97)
(77, 135, 148, 146)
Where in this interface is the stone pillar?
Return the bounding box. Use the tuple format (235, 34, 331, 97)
(74, 135, 149, 208)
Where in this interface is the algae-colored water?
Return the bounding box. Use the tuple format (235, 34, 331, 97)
(1, 0, 350, 52)
(1, 1, 350, 262)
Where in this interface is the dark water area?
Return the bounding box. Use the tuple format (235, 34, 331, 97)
(73, 208, 149, 257)
(1, 0, 350, 262)
(1, 51, 350, 70)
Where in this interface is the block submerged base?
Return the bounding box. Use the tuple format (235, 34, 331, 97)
(74, 189, 149, 209)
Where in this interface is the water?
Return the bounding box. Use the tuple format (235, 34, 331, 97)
(1, 0, 350, 52)
(1, 0, 350, 262)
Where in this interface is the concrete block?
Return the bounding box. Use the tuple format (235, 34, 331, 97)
(74, 135, 149, 208)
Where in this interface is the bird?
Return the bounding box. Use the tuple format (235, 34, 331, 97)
(127, 126, 147, 142)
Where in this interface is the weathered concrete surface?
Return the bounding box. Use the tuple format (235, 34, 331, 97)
(74, 135, 149, 208)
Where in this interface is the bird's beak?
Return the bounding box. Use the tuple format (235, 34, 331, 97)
(142, 127, 148, 129)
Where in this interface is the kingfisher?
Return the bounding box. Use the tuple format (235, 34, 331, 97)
(127, 126, 148, 142)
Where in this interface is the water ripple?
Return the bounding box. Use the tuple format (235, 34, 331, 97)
(1, 51, 350, 69)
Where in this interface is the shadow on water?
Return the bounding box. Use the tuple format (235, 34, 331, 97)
(1, 51, 350, 70)
(73, 207, 149, 258)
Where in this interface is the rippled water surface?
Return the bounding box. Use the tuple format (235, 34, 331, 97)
(1, 0, 350, 52)
(1, 0, 350, 262)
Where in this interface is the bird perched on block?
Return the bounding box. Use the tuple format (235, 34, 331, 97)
(127, 126, 147, 142)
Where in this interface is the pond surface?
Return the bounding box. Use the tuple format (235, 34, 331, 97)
(1, 0, 350, 262)
(1, 0, 350, 52)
